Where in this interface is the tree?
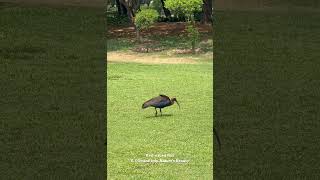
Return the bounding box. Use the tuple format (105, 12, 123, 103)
(134, 8, 159, 42)
(160, 0, 171, 18)
(118, 0, 141, 24)
(165, 0, 203, 53)
(165, 0, 203, 20)
(140, 0, 152, 6)
(116, 0, 127, 16)
(201, 0, 213, 24)
(118, 0, 142, 44)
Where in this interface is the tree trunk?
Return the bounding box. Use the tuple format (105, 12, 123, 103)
(201, 0, 213, 24)
(116, 0, 122, 15)
(118, 0, 141, 41)
(121, 3, 127, 15)
(191, 42, 195, 54)
(136, 28, 142, 42)
(126, 8, 140, 41)
(160, 0, 171, 18)
(146, 0, 151, 6)
(119, 0, 140, 20)
(116, 0, 128, 16)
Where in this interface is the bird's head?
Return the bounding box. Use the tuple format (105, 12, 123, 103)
(171, 97, 180, 109)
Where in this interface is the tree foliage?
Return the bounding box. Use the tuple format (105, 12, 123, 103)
(134, 8, 159, 42)
(135, 8, 159, 30)
(186, 23, 200, 51)
(150, 0, 163, 14)
(164, 0, 203, 53)
(164, 0, 203, 18)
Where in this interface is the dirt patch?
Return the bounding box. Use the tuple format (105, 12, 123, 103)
(107, 52, 198, 64)
(107, 22, 213, 39)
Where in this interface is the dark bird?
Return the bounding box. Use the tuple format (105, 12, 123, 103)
(142, 94, 180, 116)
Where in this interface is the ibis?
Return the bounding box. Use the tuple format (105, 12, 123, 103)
(142, 94, 180, 116)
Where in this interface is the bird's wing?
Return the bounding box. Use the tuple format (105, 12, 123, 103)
(142, 95, 169, 108)
(142, 96, 162, 108)
(159, 94, 170, 100)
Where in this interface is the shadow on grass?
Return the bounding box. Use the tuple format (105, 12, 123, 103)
(145, 114, 173, 119)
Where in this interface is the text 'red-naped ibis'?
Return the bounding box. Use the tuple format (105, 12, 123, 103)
(142, 94, 180, 116)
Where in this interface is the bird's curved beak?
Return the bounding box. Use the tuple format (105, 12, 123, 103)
(175, 99, 180, 109)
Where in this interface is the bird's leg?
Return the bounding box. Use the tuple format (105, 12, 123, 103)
(160, 108, 162, 116)
(155, 108, 157, 117)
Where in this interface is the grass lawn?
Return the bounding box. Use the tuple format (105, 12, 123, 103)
(214, 10, 320, 178)
(107, 62, 213, 179)
(106, 8, 214, 178)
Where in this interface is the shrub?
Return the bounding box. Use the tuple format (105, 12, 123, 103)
(165, 0, 203, 19)
(134, 8, 159, 30)
(150, 0, 163, 15)
(186, 23, 200, 53)
(165, 0, 203, 53)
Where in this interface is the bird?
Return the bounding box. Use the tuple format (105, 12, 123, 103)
(213, 128, 221, 151)
(142, 94, 180, 116)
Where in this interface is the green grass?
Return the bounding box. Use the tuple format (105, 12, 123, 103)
(107, 63, 213, 179)
(107, 35, 213, 53)
(106, 6, 214, 178)
(107, 11, 214, 180)
(214, 10, 320, 179)
(0, 3, 105, 179)
(107, 38, 136, 52)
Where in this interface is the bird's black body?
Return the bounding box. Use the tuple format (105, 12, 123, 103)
(142, 95, 180, 116)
